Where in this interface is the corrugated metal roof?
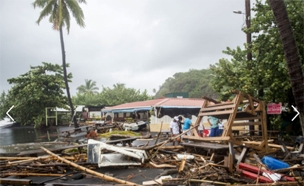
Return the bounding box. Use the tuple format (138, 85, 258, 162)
(103, 98, 205, 112)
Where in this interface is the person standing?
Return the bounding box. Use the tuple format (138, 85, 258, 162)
(207, 116, 219, 137)
(177, 116, 183, 134)
(170, 116, 181, 145)
(217, 119, 224, 136)
(198, 119, 205, 137)
(182, 115, 193, 136)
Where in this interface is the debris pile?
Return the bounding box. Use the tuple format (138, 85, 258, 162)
(0, 131, 304, 185)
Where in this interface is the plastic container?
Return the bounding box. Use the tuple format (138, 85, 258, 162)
(261, 156, 290, 170)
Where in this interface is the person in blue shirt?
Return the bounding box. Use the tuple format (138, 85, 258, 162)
(182, 114, 192, 136)
(207, 116, 219, 137)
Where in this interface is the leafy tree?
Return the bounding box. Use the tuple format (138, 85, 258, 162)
(155, 69, 218, 99)
(33, 0, 86, 128)
(0, 91, 11, 119)
(269, 0, 304, 135)
(6, 62, 70, 126)
(72, 92, 102, 106)
(73, 83, 152, 106)
(76, 79, 99, 96)
(210, 0, 303, 105)
(99, 83, 152, 106)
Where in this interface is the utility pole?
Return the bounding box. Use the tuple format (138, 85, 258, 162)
(245, 0, 255, 136)
(235, 0, 263, 136)
(245, 0, 252, 62)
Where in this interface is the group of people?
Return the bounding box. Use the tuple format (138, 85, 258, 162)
(170, 115, 224, 145)
(169, 115, 192, 145)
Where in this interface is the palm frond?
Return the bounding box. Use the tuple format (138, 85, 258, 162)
(58, 0, 64, 29)
(36, 0, 55, 25)
(51, 3, 59, 30)
(32, 0, 50, 8)
(62, 2, 71, 33)
(77, 0, 87, 4)
(34, 0, 85, 32)
(65, 0, 85, 28)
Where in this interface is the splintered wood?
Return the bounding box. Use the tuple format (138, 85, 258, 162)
(0, 136, 303, 185)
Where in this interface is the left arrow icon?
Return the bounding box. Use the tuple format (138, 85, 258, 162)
(6, 105, 15, 122)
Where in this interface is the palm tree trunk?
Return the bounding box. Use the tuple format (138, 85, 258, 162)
(269, 0, 304, 136)
(59, 27, 79, 128)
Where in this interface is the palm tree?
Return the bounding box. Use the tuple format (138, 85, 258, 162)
(269, 0, 304, 135)
(77, 79, 99, 96)
(33, 0, 86, 128)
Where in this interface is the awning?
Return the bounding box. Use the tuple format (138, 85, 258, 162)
(102, 107, 151, 113)
(160, 106, 201, 109)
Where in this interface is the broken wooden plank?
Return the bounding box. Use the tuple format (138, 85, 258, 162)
(149, 161, 176, 168)
(2, 173, 65, 177)
(0, 178, 32, 185)
(236, 147, 248, 166)
(243, 142, 294, 150)
(17, 144, 87, 156)
(40, 147, 139, 185)
(182, 135, 230, 141)
(178, 157, 186, 172)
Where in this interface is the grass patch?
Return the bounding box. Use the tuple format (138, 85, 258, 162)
(99, 130, 141, 138)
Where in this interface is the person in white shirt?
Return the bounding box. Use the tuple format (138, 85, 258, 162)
(198, 119, 204, 137)
(217, 119, 224, 136)
(170, 116, 181, 145)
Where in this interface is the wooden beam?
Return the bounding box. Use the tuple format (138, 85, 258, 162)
(200, 104, 236, 111)
(234, 116, 261, 121)
(236, 147, 248, 166)
(233, 122, 261, 126)
(204, 102, 234, 108)
(0, 178, 32, 185)
(201, 96, 221, 103)
(182, 136, 230, 141)
(243, 142, 294, 150)
(199, 110, 233, 117)
(40, 147, 139, 185)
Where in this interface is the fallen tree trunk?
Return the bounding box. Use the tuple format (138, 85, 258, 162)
(40, 147, 139, 185)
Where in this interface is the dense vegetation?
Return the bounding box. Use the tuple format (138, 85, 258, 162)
(155, 69, 218, 99)
(0, 63, 70, 126)
(73, 83, 152, 106)
(209, 0, 304, 133)
(210, 0, 303, 105)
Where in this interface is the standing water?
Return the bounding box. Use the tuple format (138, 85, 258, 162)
(0, 126, 63, 146)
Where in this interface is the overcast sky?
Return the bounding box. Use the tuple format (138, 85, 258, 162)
(0, 0, 248, 96)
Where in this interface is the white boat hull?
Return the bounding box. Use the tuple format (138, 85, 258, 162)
(0, 118, 15, 128)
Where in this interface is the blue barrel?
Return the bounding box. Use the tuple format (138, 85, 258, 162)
(261, 156, 290, 170)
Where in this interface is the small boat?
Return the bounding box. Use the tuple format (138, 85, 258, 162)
(0, 117, 15, 128)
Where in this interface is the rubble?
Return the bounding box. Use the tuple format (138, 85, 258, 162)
(0, 129, 303, 185)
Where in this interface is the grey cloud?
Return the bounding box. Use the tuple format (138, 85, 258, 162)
(1, 0, 247, 95)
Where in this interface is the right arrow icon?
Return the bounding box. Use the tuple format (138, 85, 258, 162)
(291, 105, 299, 121)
